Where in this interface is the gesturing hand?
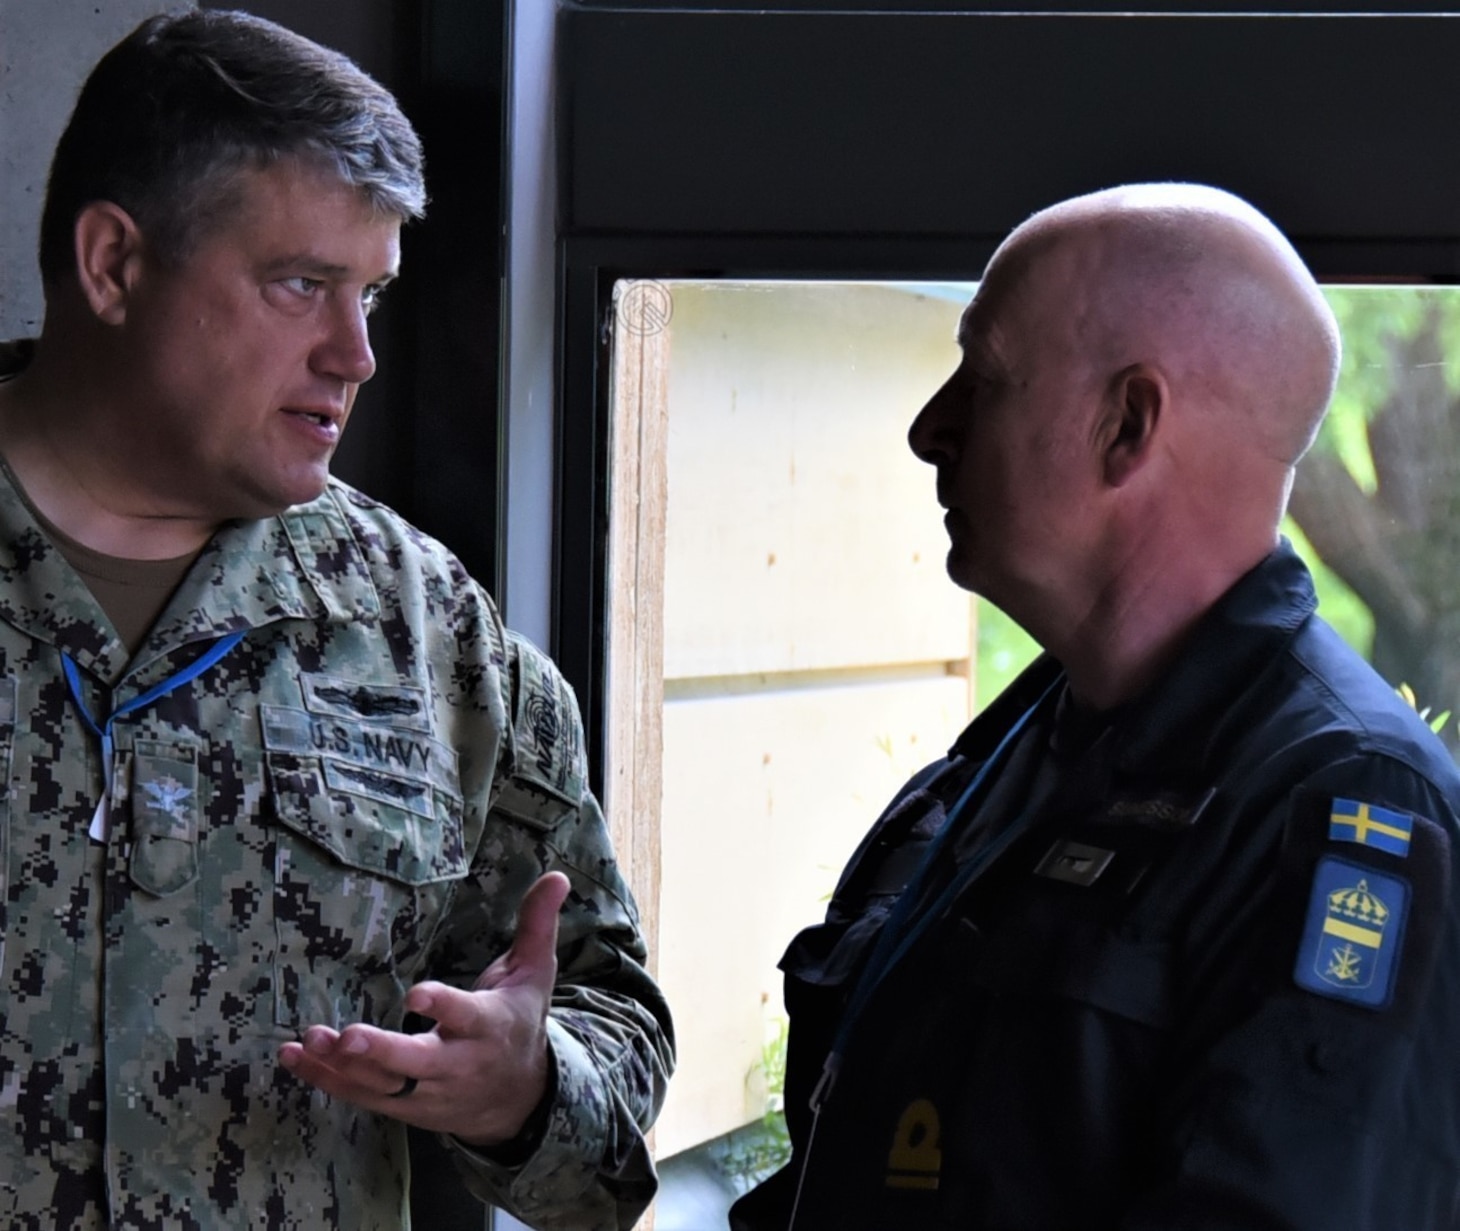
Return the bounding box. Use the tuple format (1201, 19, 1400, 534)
(278, 870, 571, 1146)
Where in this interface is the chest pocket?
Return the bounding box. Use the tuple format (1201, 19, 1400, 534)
(261, 698, 467, 1028)
(262, 703, 466, 883)
(968, 905, 1177, 1030)
(954, 798, 1207, 1031)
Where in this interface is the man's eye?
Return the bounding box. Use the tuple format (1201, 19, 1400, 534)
(281, 276, 323, 296)
(362, 284, 388, 315)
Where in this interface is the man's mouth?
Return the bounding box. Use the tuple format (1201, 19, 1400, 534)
(286, 408, 339, 428)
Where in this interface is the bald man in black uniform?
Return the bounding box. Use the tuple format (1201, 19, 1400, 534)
(732, 184, 1460, 1231)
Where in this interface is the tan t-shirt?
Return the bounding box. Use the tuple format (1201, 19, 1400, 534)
(0, 457, 198, 655)
(0, 346, 201, 654)
(43, 521, 198, 655)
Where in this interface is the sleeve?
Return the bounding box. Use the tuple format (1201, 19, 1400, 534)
(431, 625, 675, 1231)
(1125, 755, 1460, 1230)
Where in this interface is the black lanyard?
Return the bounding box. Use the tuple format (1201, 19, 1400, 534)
(786, 676, 1063, 1231)
(813, 674, 1063, 1111)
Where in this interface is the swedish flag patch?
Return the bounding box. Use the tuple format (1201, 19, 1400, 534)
(1293, 855, 1409, 1009)
(1328, 797, 1412, 857)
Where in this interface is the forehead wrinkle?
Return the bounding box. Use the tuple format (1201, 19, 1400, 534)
(958, 289, 1021, 384)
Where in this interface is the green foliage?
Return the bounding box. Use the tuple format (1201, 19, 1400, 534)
(969, 530, 1377, 713)
(1397, 682, 1452, 736)
(975, 599, 1040, 710)
(716, 1018, 792, 1192)
(1283, 519, 1374, 659)
(1320, 287, 1415, 490)
(1305, 286, 1460, 735)
(1318, 285, 1460, 491)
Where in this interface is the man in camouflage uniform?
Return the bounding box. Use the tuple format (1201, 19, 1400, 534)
(0, 11, 671, 1229)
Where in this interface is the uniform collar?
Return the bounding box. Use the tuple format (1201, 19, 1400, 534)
(954, 542, 1317, 784)
(0, 465, 377, 686)
(1105, 540, 1316, 780)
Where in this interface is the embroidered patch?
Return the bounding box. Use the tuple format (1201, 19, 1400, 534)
(885, 1098, 941, 1191)
(1101, 786, 1215, 831)
(1293, 855, 1409, 1009)
(301, 674, 428, 732)
(260, 704, 458, 797)
(141, 776, 194, 826)
(1328, 797, 1412, 857)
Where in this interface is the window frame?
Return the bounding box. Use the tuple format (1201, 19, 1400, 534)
(554, 9, 1460, 777)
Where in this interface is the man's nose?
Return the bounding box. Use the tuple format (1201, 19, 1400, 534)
(314, 296, 377, 385)
(908, 377, 954, 465)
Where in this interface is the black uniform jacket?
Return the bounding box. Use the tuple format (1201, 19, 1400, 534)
(732, 544, 1460, 1231)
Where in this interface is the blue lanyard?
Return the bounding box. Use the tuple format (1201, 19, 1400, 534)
(813, 674, 1063, 1112)
(62, 630, 247, 793)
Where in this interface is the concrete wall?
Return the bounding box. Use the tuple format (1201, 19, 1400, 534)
(0, 0, 175, 339)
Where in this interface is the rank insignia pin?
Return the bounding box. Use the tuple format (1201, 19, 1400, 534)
(1034, 839, 1114, 886)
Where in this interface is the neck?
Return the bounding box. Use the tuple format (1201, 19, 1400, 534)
(0, 345, 220, 559)
(1036, 533, 1276, 712)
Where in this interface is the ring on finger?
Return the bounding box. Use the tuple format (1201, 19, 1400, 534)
(389, 1074, 419, 1099)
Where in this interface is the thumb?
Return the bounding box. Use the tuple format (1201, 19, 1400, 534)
(475, 870, 570, 992)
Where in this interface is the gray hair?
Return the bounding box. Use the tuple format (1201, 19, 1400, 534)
(39, 9, 425, 282)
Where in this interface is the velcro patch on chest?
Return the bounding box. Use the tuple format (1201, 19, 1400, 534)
(1099, 786, 1215, 831)
(1034, 839, 1115, 886)
(302, 674, 429, 731)
(261, 704, 458, 817)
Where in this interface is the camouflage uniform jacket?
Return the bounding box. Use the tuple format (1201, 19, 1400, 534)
(0, 459, 673, 1228)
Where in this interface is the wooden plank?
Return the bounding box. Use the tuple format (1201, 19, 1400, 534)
(604, 280, 671, 963)
(603, 281, 672, 1228)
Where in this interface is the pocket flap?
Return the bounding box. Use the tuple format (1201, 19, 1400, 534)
(266, 752, 467, 886)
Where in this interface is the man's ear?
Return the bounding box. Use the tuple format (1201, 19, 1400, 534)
(1101, 363, 1166, 488)
(73, 201, 146, 325)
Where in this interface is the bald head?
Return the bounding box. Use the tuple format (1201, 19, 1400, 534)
(984, 183, 1340, 469)
(910, 184, 1338, 703)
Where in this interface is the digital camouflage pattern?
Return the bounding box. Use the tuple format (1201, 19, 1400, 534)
(0, 418, 673, 1229)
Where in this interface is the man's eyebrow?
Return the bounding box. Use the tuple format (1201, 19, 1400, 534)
(260, 255, 397, 283)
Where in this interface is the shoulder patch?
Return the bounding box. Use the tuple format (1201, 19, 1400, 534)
(501, 635, 587, 815)
(1328, 797, 1413, 857)
(1293, 854, 1410, 1009)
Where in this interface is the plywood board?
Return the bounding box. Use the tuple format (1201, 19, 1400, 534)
(653, 673, 971, 1156)
(661, 282, 974, 679)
